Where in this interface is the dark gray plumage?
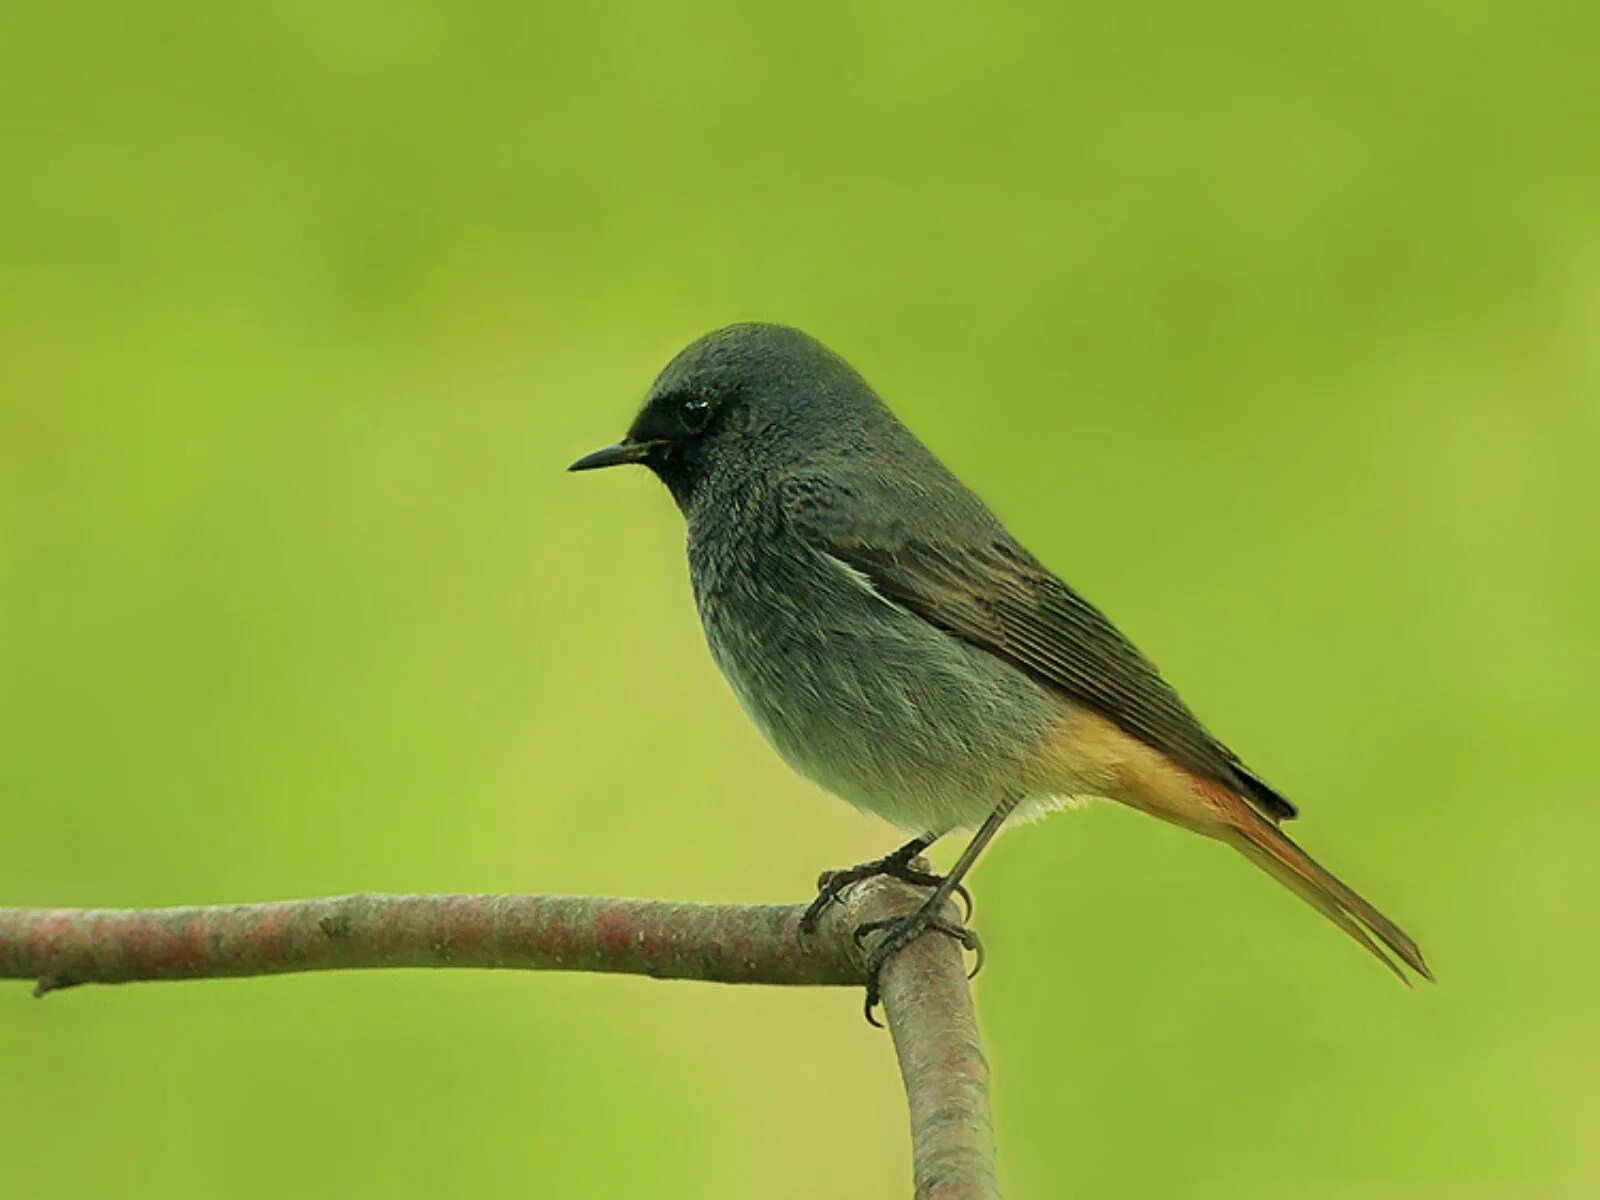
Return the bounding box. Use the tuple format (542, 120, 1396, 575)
(570, 322, 1430, 992)
(588, 322, 1287, 829)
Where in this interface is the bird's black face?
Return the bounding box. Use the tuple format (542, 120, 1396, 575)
(567, 374, 739, 505)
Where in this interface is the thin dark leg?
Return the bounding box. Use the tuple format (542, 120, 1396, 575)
(854, 795, 1019, 1026)
(798, 834, 967, 941)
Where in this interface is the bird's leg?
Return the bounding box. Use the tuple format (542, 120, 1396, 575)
(797, 834, 972, 940)
(853, 795, 1019, 1026)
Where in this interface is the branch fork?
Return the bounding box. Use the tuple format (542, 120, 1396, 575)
(3, 875, 999, 1199)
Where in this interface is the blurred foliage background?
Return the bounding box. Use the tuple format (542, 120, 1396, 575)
(2, 3, 1596, 1197)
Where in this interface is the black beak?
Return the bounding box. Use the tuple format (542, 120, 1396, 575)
(568, 440, 655, 472)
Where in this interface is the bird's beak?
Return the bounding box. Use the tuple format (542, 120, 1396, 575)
(568, 439, 656, 472)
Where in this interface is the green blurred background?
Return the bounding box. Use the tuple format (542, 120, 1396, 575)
(3, 4, 1595, 1196)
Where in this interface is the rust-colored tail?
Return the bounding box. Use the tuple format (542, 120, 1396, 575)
(1223, 812, 1432, 984)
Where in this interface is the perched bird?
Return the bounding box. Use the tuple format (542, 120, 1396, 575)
(571, 323, 1430, 1019)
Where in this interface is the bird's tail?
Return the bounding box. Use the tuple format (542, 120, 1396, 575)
(1222, 811, 1432, 984)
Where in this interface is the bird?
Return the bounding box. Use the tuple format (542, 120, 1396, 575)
(570, 322, 1430, 1020)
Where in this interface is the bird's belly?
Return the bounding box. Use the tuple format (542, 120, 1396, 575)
(695, 560, 1064, 834)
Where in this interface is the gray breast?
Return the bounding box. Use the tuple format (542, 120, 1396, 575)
(685, 484, 1061, 835)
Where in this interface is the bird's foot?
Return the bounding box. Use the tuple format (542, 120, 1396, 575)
(854, 901, 984, 1026)
(796, 850, 971, 944)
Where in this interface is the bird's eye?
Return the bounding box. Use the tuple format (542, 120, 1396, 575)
(679, 396, 713, 433)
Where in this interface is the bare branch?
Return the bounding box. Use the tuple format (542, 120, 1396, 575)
(1, 893, 855, 989)
(1, 879, 998, 1199)
(866, 885, 1000, 1200)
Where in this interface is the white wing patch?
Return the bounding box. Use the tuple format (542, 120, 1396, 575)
(819, 550, 917, 616)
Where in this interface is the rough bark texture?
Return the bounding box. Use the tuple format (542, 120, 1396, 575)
(2, 893, 856, 992)
(869, 885, 1000, 1200)
(1, 877, 998, 1199)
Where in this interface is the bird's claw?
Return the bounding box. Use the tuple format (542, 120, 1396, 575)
(855, 909, 984, 1027)
(796, 858, 972, 947)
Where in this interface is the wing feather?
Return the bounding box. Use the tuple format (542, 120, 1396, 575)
(781, 473, 1296, 822)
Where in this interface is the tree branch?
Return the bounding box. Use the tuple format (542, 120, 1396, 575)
(1, 877, 997, 1199)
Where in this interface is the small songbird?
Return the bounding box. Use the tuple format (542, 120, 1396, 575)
(571, 323, 1430, 1019)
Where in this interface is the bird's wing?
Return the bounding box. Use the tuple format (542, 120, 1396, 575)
(780, 472, 1296, 822)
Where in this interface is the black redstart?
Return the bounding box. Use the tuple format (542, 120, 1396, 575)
(571, 322, 1430, 1019)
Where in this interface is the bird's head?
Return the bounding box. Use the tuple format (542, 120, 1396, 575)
(569, 323, 886, 507)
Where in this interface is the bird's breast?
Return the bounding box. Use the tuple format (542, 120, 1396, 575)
(685, 511, 1063, 834)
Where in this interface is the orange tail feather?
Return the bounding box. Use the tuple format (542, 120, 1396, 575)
(1224, 812, 1432, 983)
